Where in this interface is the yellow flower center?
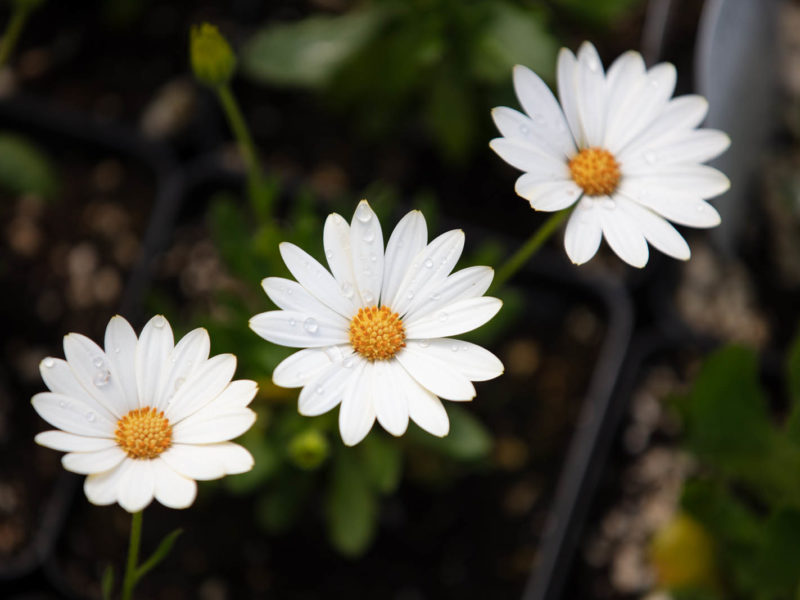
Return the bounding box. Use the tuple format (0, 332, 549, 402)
(349, 305, 405, 361)
(568, 147, 621, 196)
(115, 407, 172, 459)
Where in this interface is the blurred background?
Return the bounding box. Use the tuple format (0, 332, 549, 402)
(1, 0, 798, 598)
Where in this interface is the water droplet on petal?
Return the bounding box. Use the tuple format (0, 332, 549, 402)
(424, 258, 434, 269)
(43, 358, 55, 368)
(326, 250, 333, 259)
(315, 386, 325, 395)
(288, 318, 297, 327)
(92, 357, 104, 369)
(304, 318, 319, 334)
(437, 312, 448, 322)
(519, 124, 530, 135)
(643, 150, 657, 165)
(406, 291, 415, 300)
(602, 198, 617, 210)
(325, 346, 343, 361)
(533, 114, 546, 125)
(419, 340, 430, 348)
(153, 316, 166, 329)
(58, 400, 67, 408)
(341, 282, 355, 298)
(86, 411, 97, 423)
(363, 230, 375, 243)
(343, 356, 356, 368)
(114, 347, 121, 354)
(450, 343, 459, 352)
(369, 253, 377, 262)
(356, 203, 372, 223)
(93, 370, 111, 388)
(174, 377, 185, 391)
(363, 292, 375, 305)
(432, 293, 441, 301)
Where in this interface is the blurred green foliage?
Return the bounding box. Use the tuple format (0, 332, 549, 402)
(0, 133, 58, 199)
(665, 338, 800, 599)
(242, 0, 559, 163)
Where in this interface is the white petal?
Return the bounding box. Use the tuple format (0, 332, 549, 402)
(372, 360, 409, 437)
(261, 277, 350, 324)
(152, 459, 197, 509)
(606, 63, 677, 154)
(404, 296, 502, 340)
(279, 242, 358, 317)
(515, 177, 582, 212)
(63, 333, 127, 419)
(489, 137, 569, 177)
(103, 316, 139, 413)
(618, 179, 723, 227)
(382, 210, 428, 308)
(620, 129, 730, 172)
(624, 165, 730, 200)
(510, 64, 576, 156)
(349, 200, 384, 306)
(618, 95, 709, 156)
(392, 230, 465, 317)
(201, 379, 258, 411)
(616, 197, 690, 260)
(557, 47, 584, 147)
(172, 408, 256, 444)
(39, 357, 115, 421)
(249, 310, 349, 349)
(599, 200, 649, 268)
(117, 460, 155, 513)
(273, 347, 352, 388)
(564, 199, 603, 265)
(338, 364, 376, 446)
(576, 41, 606, 147)
(165, 354, 237, 423)
(396, 347, 475, 401)
(403, 266, 494, 322)
(154, 328, 210, 411)
(604, 51, 646, 147)
(135, 315, 174, 410)
(405, 339, 504, 382)
(405, 376, 449, 437)
(35, 430, 117, 452)
(62, 446, 127, 475)
(32, 392, 115, 437)
(323, 212, 362, 304)
(298, 357, 364, 416)
(160, 443, 254, 481)
(84, 460, 131, 506)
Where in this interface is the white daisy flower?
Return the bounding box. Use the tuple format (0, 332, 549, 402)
(490, 41, 731, 268)
(249, 200, 504, 446)
(32, 315, 257, 513)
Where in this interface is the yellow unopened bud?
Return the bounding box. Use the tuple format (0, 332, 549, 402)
(190, 23, 236, 87)
(650, 512, 717, 590)
(288, 429, 329, 470)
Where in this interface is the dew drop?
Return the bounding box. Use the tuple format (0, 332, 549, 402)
(363, 292, 375, 305)
(587, 57, 600, 72)
(432, 293, 441, 301)
(533, 114, 546, 125)
(174, 377, 185, 391)
(424, 258, 434, 269)
(153, 316, 166, 329)
(643, 150, 657, 165)
(451, 343, 459, 352)
(437, 312, 448, 322)
(602, 198, 617, 210)
(325, 346, 343, 361)
(86, 411, 97, 423)
(355, 203, 372, 223)
(696, 204, 707, 213)
(93, 370, 111, 388)
(315, 385, 325, 395)
(326, 250, 333, 259)
(114, 347, 121, 354)
(43, 358, 55, 368)
(519, 124, 530, 135)
(369, 253, 377, 262)
(289, 318, 297, 327)
(304, 318, 319, 334)
(461, 344, 469, 351)
(419, 340, 430, 348)
(92, 357, 104, 369)
(343, 356, 356, 368)
(286, 288, 293, 295)
(363, 230, 376, 243)
(341, 282, 355, 299)
(556, 121, 567, 132)
(406, 291, 415, 300)
(58, 400, 67, 408)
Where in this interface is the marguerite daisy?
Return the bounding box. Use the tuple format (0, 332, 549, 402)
(32, 315, 257, 513)
(249, 200, 504, 446)
(490, 41, 731, 267)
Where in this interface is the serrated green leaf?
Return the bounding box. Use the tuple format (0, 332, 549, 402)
(359, 433, 403, 494)
(135, 528, 182, 582)
(242, 8, 388, 88)
(0, 133, 58, 199)
(325, 450, 378, 556)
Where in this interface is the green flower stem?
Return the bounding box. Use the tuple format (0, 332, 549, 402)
(0, 5, 32, 68)
(491, 209, 570, 293)
(215, 83, 268, 210)
(121, 510, 143, 600)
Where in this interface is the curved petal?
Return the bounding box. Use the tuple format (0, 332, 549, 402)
(117, 460, 155, 513)
(576, 41, 607, 147)
(200, 379, 258, 411)
(382, 210, 428, 308)
(249, 310, 350, 349)
(349, 200, 384, 306)
(489, 137, 569, 178)
(557, 47, 584, 147)
(63, 333, 128, 419)
(618, 179, 723, 227)
(338, 363, 376, 446)
(616, 197, 690, 260)
(160, 442, 254, 481)
(279, 242, 359, 317)
(372, 360, 409, 437)
(618, 95, 709, 156)
(172, 408, 256, 444)
(261, 277, 349, 324)
(103, 316, 139, 413)
(165, 354, 237, 423)
(405, 376, 449, 437)
(403, 266, 494, 322)
(273, 347, 352, 388)
(84, 460, 131, 506)
(32, 392, 115, 437)
(564, 199, 603, 265)
(62, 446, 127, 475)
(403, 296, 502, 340)
(599, 200, 649, 268)
(155, 328, 210, 411)
(623, 165, 730, 200)
(324, 212, 363, 305)
(298, 357, 364, 417)
(135, 315, 174, 410)
(515, 177, 582, 212)
(39, 357, 116, 422)
(35, 430, 118, 452)
(404, 339, 504, 382)
(153, 459, 197, 509)
(395, 347, 476, 401)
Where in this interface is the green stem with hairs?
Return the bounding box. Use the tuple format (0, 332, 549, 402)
(490, 209, 570, 293)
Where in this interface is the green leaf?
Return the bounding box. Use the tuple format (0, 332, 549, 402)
(425, 68, 477, 163)
(0, 133, 58, 199)
(255, 475, 310, 534)
(242, 8, 388, 88)
(410, 405, 493, 461)
(100, 564, 114, 600)
(472, 2, 557, 84)
(554, 0, 645, 25)
(359, 433, 403, 494)
(325, 450, 378, 557)
(135, 528, 182, 582)
(753, 508, 800, 596)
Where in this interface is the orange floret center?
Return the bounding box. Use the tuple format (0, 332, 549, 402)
(115, 407, 172, 459)
(568, 147, 621, 196)
(349, 305, 405, 361)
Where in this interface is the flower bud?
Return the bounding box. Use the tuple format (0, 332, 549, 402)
(288, 429, 329, 470)
(650, 512, 717, 590)
(190, 23, 236, 87)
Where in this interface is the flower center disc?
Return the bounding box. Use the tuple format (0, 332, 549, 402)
(115, 407, 173, 459)
(349, 306, 405, 361)
(569, 147, 621, 196)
